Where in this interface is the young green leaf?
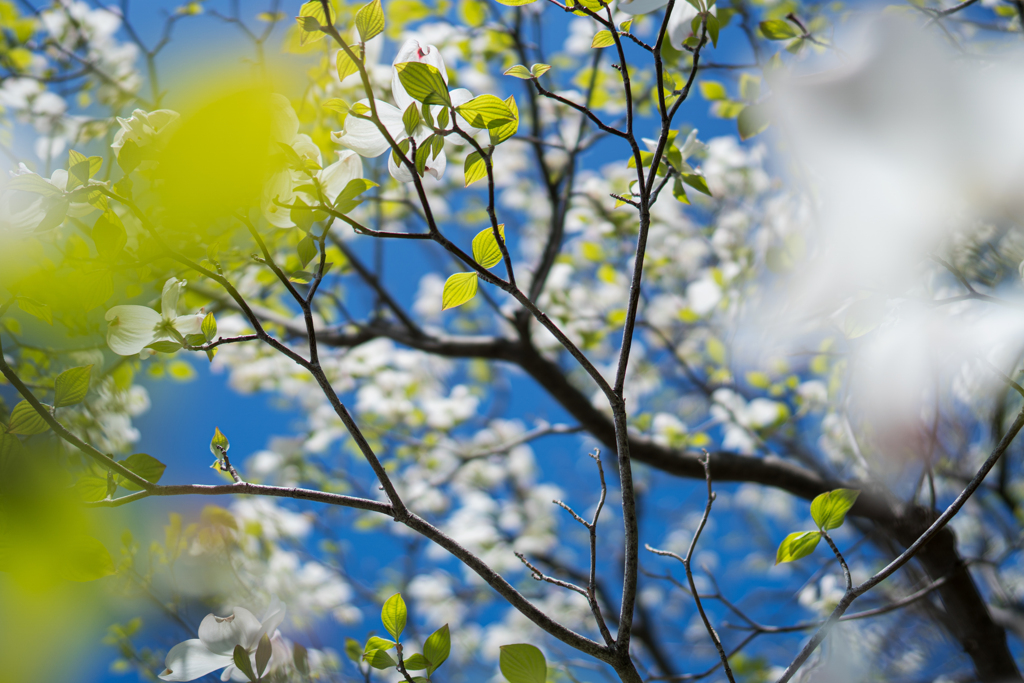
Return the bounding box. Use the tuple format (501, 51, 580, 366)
(92, 209, 127, 259)
(423, 624, 451, 674)
(55, 365, 93, 407)
(504, 65, 532, 79)
(699, 80, 728, 101)
(381, 593, 407, 641)
(295, 643, 311, 674)
(404, 653, 430, 670)
(147, 340, 182, 354)
(297, 234, 318, 268)
(232, 644, 257, 682)
(681, 173, 712, 196)
(456, 94, 515, 129)
(364, 649, 397, 669)
(499, 644, 547, 683)
(531, 63, 551, 78)
(464, 151, 487, 186)
(117, 453, 166, 491)
(591, 30, 615, 48)
(7, 400, 50, 436)
(117, 139, 142, 174)
(403, 102, 423, 135)
(489, 95, 519, 145)
(67, 149, 93, 191)
(60, 534, 115, 582)
(493, 0, 538, 6)
(75, 475, 110, 503)
(337, 46, 363, 82)
(737, 103, 770, 140)
(255, 634, 272, 677)
(364, 636, 396, 653)
(394, 62, 451, 107)
(295, 1, 327, 45)
(201, 312, 217, 342)
(472, 224, 507, 269)
(706, 13, 720, 47)
(810, 489, 861, 531)
(17, 297, 52, 325)
(775, 530, 821, 565)
(759, 19, 797, 40)
(355, 0, 385, 42)
(343, 639, 360, 663)
(442, 272, 479, 310)
(210, 426, 230, 457)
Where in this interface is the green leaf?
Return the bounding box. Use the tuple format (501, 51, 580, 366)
(738, 103, 770, 140)
(295, 643, 310, 673)
(681, 173, 712, 196)
(210, 426, 230, 457)
(17, 297, 52, 325)
(92, 209, 127, 259)
(591, 30, 615, 48)
(499, 644, 547, 683)
(381, 593, 407, 641)
(442, 272, 479, 310)
(404, 653, 429, 670)
(295, 1, 327, 45)
(489, 95, 519, 145)
(75, 475, 109, 502)
(531, 63, 551, 78)
(775, 530, 821, 565)
(493, 0, 538, 6)
(404, 104, 424, 137)
(117, 139, 142, 174)
(464, 151, 488, 186)
(323, 98, 351, 116)
(7, 400, 50, 436)
(364, 636, 396, 653)
(759, 19, 797, 40)
(706, 12, 720, 47)
(233, 644, 257, 682)
(423, 624, 451, 674)
(147, 340, 182, 353)
(712, 99, 745, 119)
(202, 312, 217, 342)
(344, 639, 361, 663)
(457, 94, 515, 129)
(54, 365, 92, 407)
(472, 225, 506, 269)
(117, 453, 166, 491)
(60, 535, 115, 582)
(739, 73, 760, 103)
(355, 0, 384, 41)
(504, 65, 532, 79)
(699, 80, 727, 101)
(255, 634, 272, 677)
(672, 177, 690, 205)
(810, 489, 860, 531)
(336, 46, 362, 82)
(394, 62, 451, 107)
(364, 649, 397, 669)
(67, 149, 93, 191)
(297, 234, 318, 268)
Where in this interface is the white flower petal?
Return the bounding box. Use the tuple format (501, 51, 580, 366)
(332, 100, 402, 158)
(159, 639, 232, 682)
(173, 313, 204, 337)
(105, 305, 162, 356)
(197, 608, 264, 655)
(318, 150, 363, 203)
(290, 134, 322, 167)
(269, 94, 299, 144)
(161, 278, 184, 319)
(262, 169, 297, 228)
(254, 597, 287, 644)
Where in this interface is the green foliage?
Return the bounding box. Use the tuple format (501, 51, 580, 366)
(591, 30, 615, 48)
(295, 1, 328, 45)
(811, 489, 860, 531)
(355, 0, 385, 42)
(54, 365, 92, 407)
(423, 624, 451, 674)
(464, 151, 487, 186)
(738, 103, 770, 140)
(232, 644, 257, 682)
(337, 46, 362, 81)
(16, 297, 52, 325)
(210, 426, 230, 457)
(381, 593, 407, 640)
(472, 224, 507, 268)
(116, 453, 166, 491)
(759, 19, 797, 40)
(456, 94, 516, 129)
(500, 644, 547, 683)
(255, 634, 272, 677)
(60, 534, 116, 582)
(201, 312, 217, 342)
(395, 62, 451, 107)
(6, 400, 50, 436)
(775, 530, 821, 565)
(442, 272, 479, 310)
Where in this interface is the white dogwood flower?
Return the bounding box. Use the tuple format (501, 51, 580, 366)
(0, 163, 95, 234)
(261, 95, 363, 228)
(332, 38, 473, 182)
(111, 108, 179, 155)
(158, 598, 287, 682)
(105, 278, 204, 356)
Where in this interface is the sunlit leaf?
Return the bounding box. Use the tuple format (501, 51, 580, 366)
(810, 489, 860, 531)
(442, 272, 479, 310)
(775, 530, 821, 565)
(472, 224, 506, 269)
